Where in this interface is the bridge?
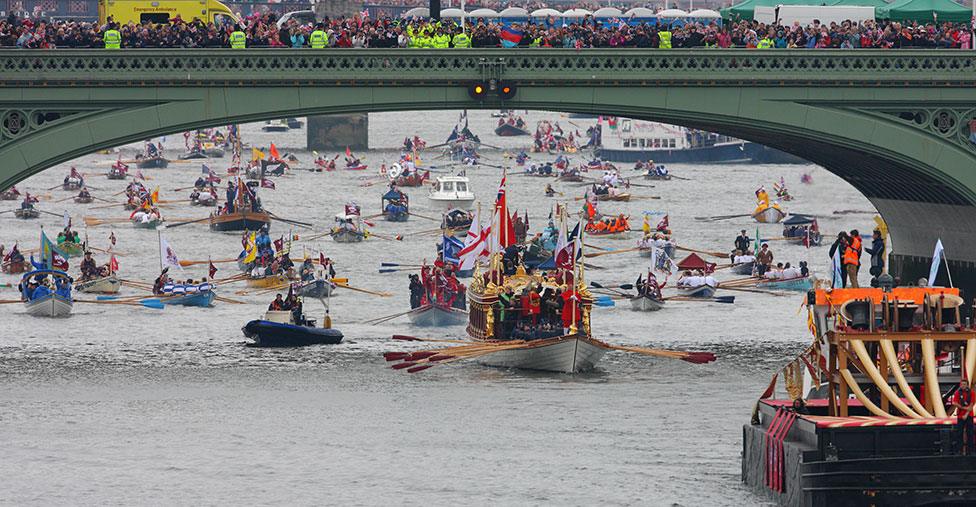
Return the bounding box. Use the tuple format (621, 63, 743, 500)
(2, 48, 976, 290)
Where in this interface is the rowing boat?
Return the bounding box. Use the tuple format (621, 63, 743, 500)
(132, 214, 162, 229)
(406, 303, 468, 327)
(730, 261, 755, 276)
(756, 275, 814, 291)
(76, 275, 121, 294)
(332, 228, 365, 243)
(1, 259, 27, 274)
(22, 269, 73, 318)
(62, 181, 83, 191)
(676, 284, 717, 298)
(1, 190, 19, 200)
(494, 123, 531, 137)
(297, 278, 334, 298)
(475, 334, 610, 373)
(74, 196, 94, 204)
(247, 274, 290, 288)
(209, 210, 272, 232)
(162, 290, 216, 307)
(595, 193, 632, 202)
(630, 295, 665, 311)
(14, 209, 40, 219)
(57, 241, 85, 258)
(136, 156, 169, 169)
(752, 206, 786, 224)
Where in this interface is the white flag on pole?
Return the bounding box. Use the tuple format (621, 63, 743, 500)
(159, 234, 184, 272)
(928, 238, 944, 286)
(831, 245, 843, 288)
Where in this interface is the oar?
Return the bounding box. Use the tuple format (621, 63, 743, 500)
(597, 341, 717, 364)
(585, 247, 639, 258)
(379, 268, 414, 274)
(380, 262, 426, 268)
(166, 216, 211, 229)
(268, 213, 314, 229)
(366, 309, 418, 325)
(407, 211, 440, 222)
(593, 296, 616, 307)
(334, 282, 392, 297)
(666, 295, 736, 304)
(717, 285, 787, 296)
(214, 295, 247, 305)
(675, 245, 729, 259)
(368, 232, 403, 242)
(694, 213, 752, 222)
(38, 210, 67, 219)
(75, 298, 165, 309)
(589, 281, 629, 297)
(391, 334, 478, 344)
(84, 216, 132, 227)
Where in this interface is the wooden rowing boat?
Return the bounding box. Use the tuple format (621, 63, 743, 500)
(475, 334, 610, 373)
(630, 295, 665, 311)
(136, 156, 169, 169)
(57, 241, 85, 258)
(752, 206, 786, 224)
(756, 275, 814, 291)
(1, 259, 27, 274)
(247, 274, 290, 288)
(76, 275, 121, 294)
(14, 209, 40, 219)
(209, 210, 272, 232)
(730, 261, 755, 276)
(74, 196, 94, 204)
(406, 303, 468, 327)
(595, 193, 632, 202)
(676, 284, 717, 298)
(332, 228, 365, 243)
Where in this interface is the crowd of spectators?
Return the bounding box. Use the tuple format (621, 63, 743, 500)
(0, 11, 972, 49)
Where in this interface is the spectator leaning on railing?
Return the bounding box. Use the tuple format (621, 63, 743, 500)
(0, 12, 971, 50)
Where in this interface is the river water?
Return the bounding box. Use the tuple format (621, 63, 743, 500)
(0, 110, 877, 506)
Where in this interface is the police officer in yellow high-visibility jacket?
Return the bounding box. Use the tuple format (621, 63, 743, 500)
(309, 23, 327, 48)
(230, 24, 246, 49)
(103, 23, 121, 49)
(452, 30, 470, 48)
(432, 31, 450, 49)
(757, 37, 773, 49)
(658, 29, 672, 49)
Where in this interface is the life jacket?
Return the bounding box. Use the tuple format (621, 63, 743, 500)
(843, 244, 860, 266)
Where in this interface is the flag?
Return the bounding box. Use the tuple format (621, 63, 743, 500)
(928, 238, 944, 286)
(273, 236, 284, 252)
(243, 232, 257, 264)
(252, 147, 265, 161)
(554, 214, 574, 270)
(201, 164, 210, 174)
(491, 171, 516, 251)
(207, 170, 221, 184)
(656, 214, 668, 231)
(459, 209, 489, 270)
(319, 251, 326, 267)
(159, 234, 184, 272)
(40, 230, 67, 270)
(360, 8, 369, 19)
(269, 143, 280, 161)
(150, 186, 159, 204)
(109, 254, 119, 273)
(442, 235, 465, 265)
(135, 170, 146, 181)
(208, 259, 217, 279)
(345, 146, 352, 157)
(62, 210, 70, 228)
(499, 26, 523, 48)
(109, 231, 116, 247)
(70, 167, 82, 179)
(261, 178, 276, 190)
(754, 227, 760, 256)
(831, 244, 843, 288)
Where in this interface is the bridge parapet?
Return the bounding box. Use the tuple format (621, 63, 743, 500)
(1, 49, 976, 86)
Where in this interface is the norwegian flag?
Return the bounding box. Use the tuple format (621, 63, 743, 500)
(209, 259, 218, 279)
(261, 178, 276, 190)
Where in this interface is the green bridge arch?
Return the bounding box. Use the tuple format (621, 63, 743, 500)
(2, 49, 976, 288)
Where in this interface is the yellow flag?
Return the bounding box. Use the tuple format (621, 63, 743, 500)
(252, 147, 265, 161)
(150, 186, 160, 204)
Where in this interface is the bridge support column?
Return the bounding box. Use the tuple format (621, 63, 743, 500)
(306, 114, 368, 152)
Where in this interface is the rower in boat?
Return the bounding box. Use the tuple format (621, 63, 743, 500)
(15, 193, 40, 219)
(730, 249, 758, 275)
(63, 167, 84, 191)
(382, 185, 409, 222)
(514, 151, 529, 169)
(545, 184, 556, 197)
(76, 250, 121, 294)
(405, 262, 468, 326)
(1, 244, 27, 273)
(56, 227, 84, 257)
(131, 205, 162, 228)
(676, 269, 718, 298)
(74, 187, 93, 204)
(752, 186, 786, 223)
(756, 261, 813, 290)
(108, 158, 129, 179)
(136, 141, 168, 168)
(631, 269, 666, 311)
(644, 163, 671, 180)
(585, 214, 630, 237)
(20, 269, 74, 318)
(773, 176, 793, 201)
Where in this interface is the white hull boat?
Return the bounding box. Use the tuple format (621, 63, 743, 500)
(76, 276, 121, 294)
(25, 293, 73, 317)
(476, 335, 609, 373)
(676, 284, 717, 298)
(428, 175, 475, 211)
(730, 262, 755, 276)
(407, 304, 468, 327)
(752, 206, 786, 224)
(630, 295, 665, 311)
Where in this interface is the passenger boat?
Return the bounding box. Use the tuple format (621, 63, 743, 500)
(297, 278, 334, 298)
(428, 175, 475, 210)
(74, 195, 94, 204)
(756, 275, 814, 291)
(494, 123, 531, 136)
(14, 208, 40, 219)
(57, 241, 85, 258)
(782, 214, 823, 246)
(21, 270, 73, 318)
(752, 205, 786, 224)
(262, 119, 290, 132)
(76, 275, 121, 294)
(407, 303, 468, 327)
(466, 263, 607, 373)
(209, 210, 272, 232)
(630, 294, 665, 311)
(135, 155, 169, 169)
(595, 119, 804, 164)
(676, 284, 717, 298)
(243, 310, 343, 347)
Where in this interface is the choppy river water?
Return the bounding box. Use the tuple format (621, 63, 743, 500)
(0, 110, 878, 506)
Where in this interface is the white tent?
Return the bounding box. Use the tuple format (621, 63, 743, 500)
(440, 8, 465, 19)
(624, 7, 657, 18)
(687, 9, 721, 19)
(562, 8, 593, 18)
(530, 8, 562, 18)
(592, 7, 624, 18)
(657, 9, 688, 18)
(403, 7, 429, 18)
(498, 7, 529, 18)
(469, 8, 499, 18)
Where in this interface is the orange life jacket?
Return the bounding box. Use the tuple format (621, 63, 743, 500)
(843, 244, 859, 266)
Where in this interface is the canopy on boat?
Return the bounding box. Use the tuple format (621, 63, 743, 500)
(382, 189, 407, 201)
(782, 214, 817, 225)
(676, 253, 716, 271)
(21, 269, 71, 282)
(876, 0, 971, 22)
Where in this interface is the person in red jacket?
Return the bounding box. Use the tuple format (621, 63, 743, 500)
(954, 378, 976, 454)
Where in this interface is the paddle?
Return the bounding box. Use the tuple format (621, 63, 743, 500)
(585, 247, 639, 258)
(590, 281, 629, 297)
(675, 245, 729, 259)
(75, 298, 165, 309)
(38, 210, 67, 219)
(365, 308, 418, 325)
(407, 211, 440, 222)
(593, 297, 616, 307)
(178, 258, 237, 267)
(380, 262, 426, 268)
(368, 232, 403, 242)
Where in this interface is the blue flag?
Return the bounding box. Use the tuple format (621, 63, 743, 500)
(442, 235, 464, 265)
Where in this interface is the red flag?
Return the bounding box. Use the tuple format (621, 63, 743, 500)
(319, 252, 326, 267)
(273, 236, 284, 252)
(52, 252, 68, 271)
(261, 179, 276, 190)
(656, 214, 669, 231)
(209, 260, 218, 279)
(109, 255, 119, 273)
(269, 143, 281, 161)
(493, 171, 516, 249)
(345, 146, 352, 157)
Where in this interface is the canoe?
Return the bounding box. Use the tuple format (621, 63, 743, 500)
(243, 320, 343, 347)
(14, 209, 40, 219)
(676, 284, 717, 298)
(595, 193, 631, 202)
(630, 295, 665, 311)
(74, 196, 94, 204)
(756, 275, 815, 291)
(162, 290, 216, 307)
(752, 206, 786, 224)
(406, 304, 468, 327)
(209, 210, 272, 232)
(25, 292, 73, 318)
(297, 279, 335, 298)
(332, 229, 365, 243)
(730, 261, 755, 276)
(76, 275, 121, 294)
(475, 334, 609, 373)
(57, 242, 85, 258)
(136, 156, 169, 169)
(494, 123, 531, 137)
(246, 274, 289, 288)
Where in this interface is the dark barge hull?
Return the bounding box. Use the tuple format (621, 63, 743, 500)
(597, 142, 806, 164)
(243, 320, 343, 347)
(742, 400, 976, 506)
(210, 211, 272, 232)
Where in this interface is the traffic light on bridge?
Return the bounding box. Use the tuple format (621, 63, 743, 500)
(468, 81, 516, 100)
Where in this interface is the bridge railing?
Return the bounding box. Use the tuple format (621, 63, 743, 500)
(1, 49, 974, 86)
